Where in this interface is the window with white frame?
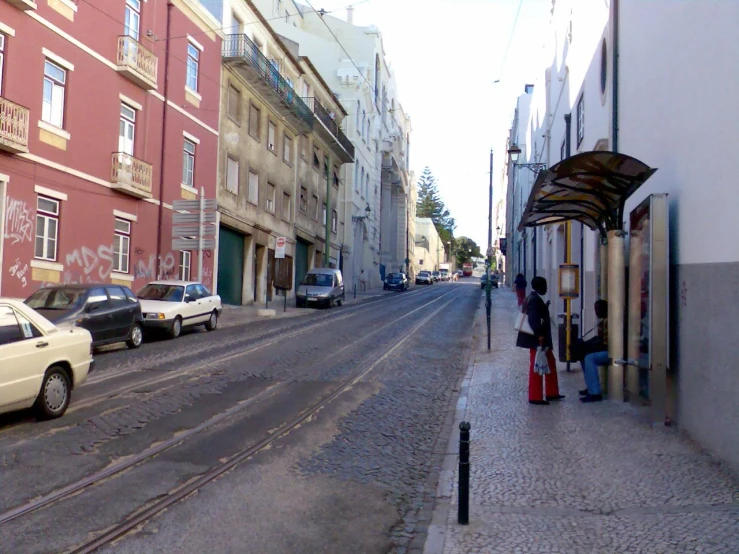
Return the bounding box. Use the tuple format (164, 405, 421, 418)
(35, 197, 59, 261)
(124, 0, 141, 40)
(268, 120, 276, 152)
(119, 104, 136, 156)
(42, 60, 66, 128)
(113, 218, 131, 273)
(186, 43, 199, 91)
(179, 251, 191, 281)
(331, 209, 337, 233)
(283, 134, 292, 164)
(182, 139, 195, 187)
(267, 183, 275, 212)
(226, 156, 239, 194)
(0, 34, 5, 96)
(360, 167, 365, 198)
(248, 169, 258, 204)
(576, 94, 584, 146)
(282, 192, 291, 221)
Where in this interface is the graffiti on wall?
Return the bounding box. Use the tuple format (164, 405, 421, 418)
(8, 258, 29, 288)
(65, 245, 115, 282)
(4, 197, 34, 245)
(133, 247, 176, 281)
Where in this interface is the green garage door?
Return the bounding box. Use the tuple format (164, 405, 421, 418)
(218, 226, 245, 305)
(294, 239, 310, 291)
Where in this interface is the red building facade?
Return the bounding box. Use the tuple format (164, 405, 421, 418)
(0, 0, 222, 298)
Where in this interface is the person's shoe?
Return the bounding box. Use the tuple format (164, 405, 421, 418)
(580, 394, 604, 403)
(529, 400, 550, 405)
(548, 394, 566, 401)
(579, 388, 589, 396)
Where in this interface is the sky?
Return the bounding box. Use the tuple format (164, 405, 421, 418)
(306, 0, 550, 248)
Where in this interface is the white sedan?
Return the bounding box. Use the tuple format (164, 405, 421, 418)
(137, 280, 222, 339)
(0, 298, 93, 419)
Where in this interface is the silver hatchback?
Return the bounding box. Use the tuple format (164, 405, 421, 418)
(296, 268, 345, 308)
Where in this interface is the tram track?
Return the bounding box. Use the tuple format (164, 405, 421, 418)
(0, 287, 460, 538)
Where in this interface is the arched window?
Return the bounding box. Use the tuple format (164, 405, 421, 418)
(360, 167, 365, 198)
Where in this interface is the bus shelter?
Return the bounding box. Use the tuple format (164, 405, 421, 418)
(517, 151, 669, 424)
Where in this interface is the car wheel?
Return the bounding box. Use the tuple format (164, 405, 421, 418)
(205, 310, 218, 331)
(169, 316, 183, 339)
(337, 297, 343, 306)
(34, 366, 71, 420)
(126, 323, 143, 349)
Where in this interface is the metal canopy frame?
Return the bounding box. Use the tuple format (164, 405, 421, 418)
(517, 151, 658, 236)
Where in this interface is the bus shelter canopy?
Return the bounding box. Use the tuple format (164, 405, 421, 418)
(517, 151, 657, 236)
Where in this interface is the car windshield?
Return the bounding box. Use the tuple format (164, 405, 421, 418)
(302, 274, 333, 287)
(387, 273, 403, 279)
(137, 284, 185, 302)
(419, 272, 430, 276)
(25, 288, 86, 310)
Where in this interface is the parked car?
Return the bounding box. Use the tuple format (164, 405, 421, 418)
(480, 273, 500, 289)
(0, 299, 93, 419)
(384, 272, 409, 291)
(296, 268, 345, 308)
(137, 281, 222, 339)
(415, 271, 433, 285)
(431, 271, 441, 282)
(25, 284, 144, 349)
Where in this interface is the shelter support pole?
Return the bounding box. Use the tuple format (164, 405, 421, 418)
(599, 238, 609, 393)
(565, 221, 572, 371)
(607, 230, 625, 401)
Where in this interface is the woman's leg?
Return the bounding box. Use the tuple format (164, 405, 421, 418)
(528, 349, 545, 402)
(544, 348, 561, 397)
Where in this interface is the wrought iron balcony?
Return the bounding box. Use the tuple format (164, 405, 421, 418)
(116, 36, 158, 90)
(0, 97, 29, 154)
(223, 34, 313, 133)
(302, 97, 354, 163)
(111, 152, 153, 199)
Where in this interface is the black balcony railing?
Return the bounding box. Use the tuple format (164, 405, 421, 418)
(223, 34, 313, 129)
(303, 97, 355, 160)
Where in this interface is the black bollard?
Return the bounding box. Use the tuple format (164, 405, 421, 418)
(458, 421, 471, 525)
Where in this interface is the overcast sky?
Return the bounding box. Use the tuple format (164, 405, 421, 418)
(306, 0, 549, 247)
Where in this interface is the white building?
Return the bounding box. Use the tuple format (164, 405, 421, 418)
(414, 218, 444, 274)
(251, 1, 413, 290)
(502, 0, 739, 471)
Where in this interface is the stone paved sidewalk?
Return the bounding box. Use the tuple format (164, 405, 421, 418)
(426, 290, 739, 554)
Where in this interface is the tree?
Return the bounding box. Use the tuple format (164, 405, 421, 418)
(416, 167, 456, 256)
(454, 237, 482, 266)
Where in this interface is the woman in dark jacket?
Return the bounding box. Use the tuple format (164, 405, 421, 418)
(514, 273, 527, 307)
(516, 276, 564, 405)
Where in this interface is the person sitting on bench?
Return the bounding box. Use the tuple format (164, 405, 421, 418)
(576, 299, 608, 403)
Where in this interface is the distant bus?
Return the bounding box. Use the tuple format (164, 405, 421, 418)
(462, 263, 473, 277)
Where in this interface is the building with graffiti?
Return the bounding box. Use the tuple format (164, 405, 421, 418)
(0, 0, 221, 298)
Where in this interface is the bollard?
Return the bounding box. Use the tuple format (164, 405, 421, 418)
(354, 283, 357, 299)
(458, 421, 471, 525)
(284, 290, 287, 312)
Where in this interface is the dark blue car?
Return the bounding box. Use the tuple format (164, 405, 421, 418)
(384, 272, 409, 291)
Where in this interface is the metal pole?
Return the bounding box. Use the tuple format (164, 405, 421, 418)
(486, 149, 493, 351)
(155, 1, 173, 278)
(197, 186, 204, 283)
(284, 288, 287, 312)
(565, 220, 571, 371)
(458, 421, 471, 525)
(607, 231, 625, 401)
(354, 283, 356, 299)
(265, 258, 269, 310)
(324, 155, 331, 268)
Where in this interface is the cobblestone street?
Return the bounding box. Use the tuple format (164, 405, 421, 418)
(428, 291, 739, 554)
(0, 283, 477, 554)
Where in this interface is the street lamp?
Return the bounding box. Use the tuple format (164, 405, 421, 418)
(507, 144, 548, 174)
(351, 203, 372, 222)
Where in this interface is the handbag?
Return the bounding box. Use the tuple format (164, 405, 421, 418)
(514, 306, 535, 335)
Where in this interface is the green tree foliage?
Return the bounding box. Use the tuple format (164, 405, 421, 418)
(454, 237, 482, 266)
(416, 167, 456, 256)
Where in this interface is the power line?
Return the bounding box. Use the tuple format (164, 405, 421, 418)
(497, 0, 525, 80)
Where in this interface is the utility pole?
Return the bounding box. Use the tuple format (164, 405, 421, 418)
(486, 149, 493, 351)
(324, 155, 331, 267)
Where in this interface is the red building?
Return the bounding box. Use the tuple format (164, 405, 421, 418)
(0, 0, 221, 298)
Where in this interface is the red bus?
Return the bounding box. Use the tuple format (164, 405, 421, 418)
(462, 263, 473, 277)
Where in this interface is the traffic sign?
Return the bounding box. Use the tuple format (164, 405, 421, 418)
(173, 199, 217, 211)
(275, 236, 286, 259)
(173, 212, 217, 224)
(172, 238, 216, 251)
(172, 224, 216, 237)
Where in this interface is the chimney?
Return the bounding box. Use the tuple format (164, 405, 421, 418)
(347, 6, 354, 25)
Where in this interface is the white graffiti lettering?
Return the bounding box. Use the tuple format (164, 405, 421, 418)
(4, 198, 34, 245)
(133, 252, 176, 280)
(8, 258, 29, 288)
(66, 245, 115, 281)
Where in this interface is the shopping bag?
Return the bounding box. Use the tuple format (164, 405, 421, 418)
(534, 347, 550, 375)
(514, 311, 535, 335)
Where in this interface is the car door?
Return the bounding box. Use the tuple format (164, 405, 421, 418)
(183, 284, 203, 325)
(106, 286, 133, 341)
(0, 305, 49, 408)
(80, 287, 114, 344)
(194, 284, 215, 320)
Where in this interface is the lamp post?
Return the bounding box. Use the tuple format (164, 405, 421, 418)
(486, 149, 493, 351)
